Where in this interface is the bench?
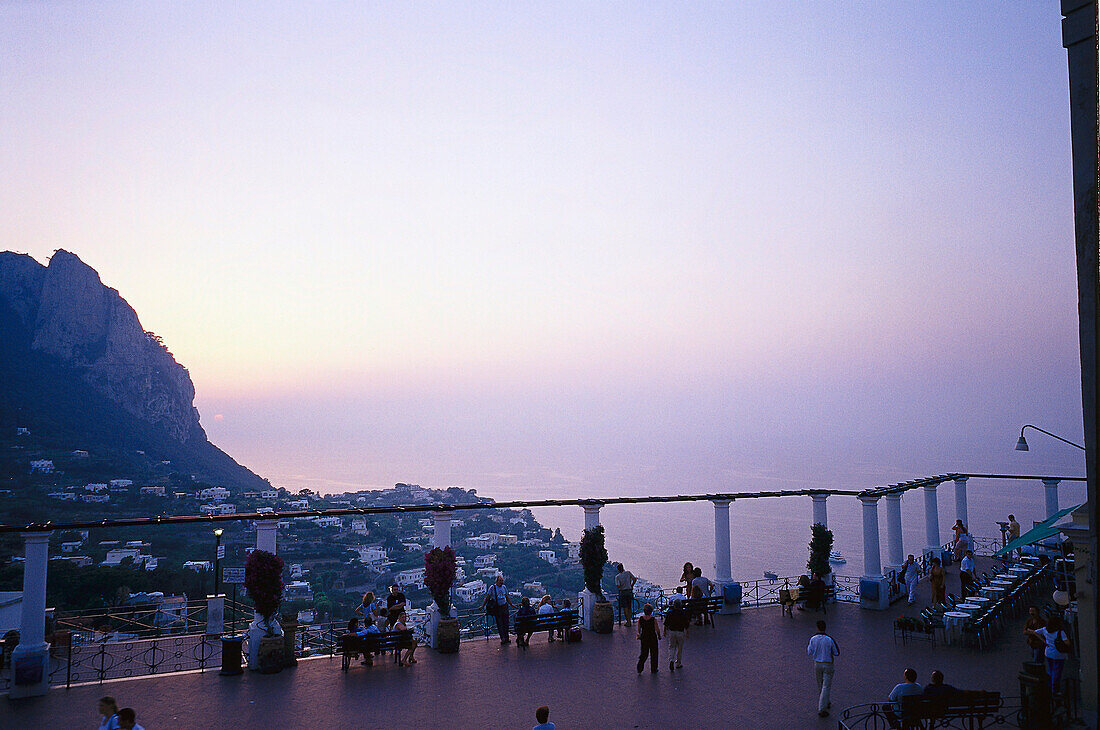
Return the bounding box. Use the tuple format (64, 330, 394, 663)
(797, 585, 836, 614)
(681, 595, 723, 627)
(338, 629, 414, 671)
(514, 610, 578, 643)
(897, 690, 1001, 729)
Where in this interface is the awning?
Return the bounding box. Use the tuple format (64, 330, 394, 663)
(994, 504, 1082, 556)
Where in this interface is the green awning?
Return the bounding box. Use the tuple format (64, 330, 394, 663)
(994, 504, 1082, 556)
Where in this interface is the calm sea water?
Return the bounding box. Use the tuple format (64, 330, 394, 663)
(466, 479, 1086, 589)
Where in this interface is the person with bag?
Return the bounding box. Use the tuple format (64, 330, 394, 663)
(1028, 613, 1072, 694)
(480, 573, 515, 644)
(664, 595, 690, 670)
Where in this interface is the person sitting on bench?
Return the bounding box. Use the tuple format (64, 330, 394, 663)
(538, 595, 556, 642)
(516, 597, 536, 647)
(389, 607, 417, 667)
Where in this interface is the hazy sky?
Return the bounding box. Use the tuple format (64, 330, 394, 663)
(2, 2, 1086, 497)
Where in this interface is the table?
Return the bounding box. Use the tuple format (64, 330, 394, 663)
(968, 596, 991, 605)
(1009, 567, 1030, 576)
(956, 603, 981, 613)
(996, 574, 1015, 581)
(944, 611, 970, 644)
(990, 580, 1013, 588)
(980, 586, 1004, 599)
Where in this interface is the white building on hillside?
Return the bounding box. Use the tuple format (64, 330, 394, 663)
(538, 550, 558, 566)
(139, 486, 167, 496)
(455, 581, 487, 603)
(103, 548, 142, 567)
(198, 487, 230, 502)
(109, 479, 133, 487)
(496, 534, 518, 545)
(183, 561, 211, 571)
(473, 554, 497, 568)
(29, 460, 54, 473)
(82, 494, 109, 503)
(261, 490, 278, 499)
(395, 568, 426, 590)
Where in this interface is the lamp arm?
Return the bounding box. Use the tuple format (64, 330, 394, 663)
(1020, 424, 1086, 451)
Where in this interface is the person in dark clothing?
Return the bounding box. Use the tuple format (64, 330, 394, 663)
(663, 596, 690, 670)
(480, 574, 515, 644)
(807, 573, 826, 612)
(636, 603, 662, 673)
(386, 584, 406, 611)
(923, 670, 955, 697)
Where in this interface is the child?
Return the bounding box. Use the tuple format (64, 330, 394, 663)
(97, 696, 120, 730)
(117, 708, 145, 730)
(533, 705, 555, 730)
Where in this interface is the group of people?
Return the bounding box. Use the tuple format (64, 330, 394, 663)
(348, 584, 418, 666)
(883, 667, 960, 728)
(795, 573, 828, 611)
(97, 696, 146, 730)
(514, 594, 574, 646)
(634, 595, 693, 673)
(480, 574, 575, 645)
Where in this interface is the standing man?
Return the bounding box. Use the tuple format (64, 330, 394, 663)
(959, 550, 976, 600)
(480, 573, 515, 644)
(1008, 515, 1021, 557)
(901, 554, 920, 606)
(807, 620, 840, 718)
(663, 595, 690, 671)
(690, 567, 715, 625)
(386, 583, 406, 613)
(615, 563, 637, 625)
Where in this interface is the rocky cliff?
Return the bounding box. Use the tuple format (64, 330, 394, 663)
(0, 249, 267, 490)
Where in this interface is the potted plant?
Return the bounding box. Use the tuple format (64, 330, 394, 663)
(244, 549, 285, 672)
(579, 525, 613, 633)
(424, 546, 459, 653)
(807, 523, 835, 604)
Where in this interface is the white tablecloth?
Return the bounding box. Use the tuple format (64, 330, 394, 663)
(944, 611, 969, 644)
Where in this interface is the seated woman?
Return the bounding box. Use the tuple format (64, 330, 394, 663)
(516, 596, 536, 646)
(537, 595, 556, 642)
(389, 607, 418, 666)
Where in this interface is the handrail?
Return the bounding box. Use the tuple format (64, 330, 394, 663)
(0, 473, 1083, 533)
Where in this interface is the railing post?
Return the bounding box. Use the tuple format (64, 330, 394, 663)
(256, 518, 277, 553)
(884, 493, 904, 574)
(859, 497, 889, 610)
(923, 483, 944, 563)
(10, 530, 53, 697)
(432, 510, 453, 549)
(712, 500, 740, 614)
(1042, 479, 1060, 519)
(811, 494, 828, 528)
(952, 476, 969, 528)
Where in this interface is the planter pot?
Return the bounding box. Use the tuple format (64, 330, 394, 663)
(257, 635, 284, 674)
(592, 600, 614, 634)
(436, 617, 460, 654)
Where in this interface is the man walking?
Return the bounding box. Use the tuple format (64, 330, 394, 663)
(902, 554, 920, 605)
(615, 563, 637, 625)
(480, 574, 515, 644)
(806, 619, 840, 718)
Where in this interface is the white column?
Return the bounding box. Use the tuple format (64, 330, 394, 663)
(811, 494, 828, 527)
(712, 500, 732, 581)
(953, 476, 969, 528)
(1043, 479, 1060, 518)
(582, 503, 602, 532)
(923, 484, 941, 555)
(860, 496, 882, 578)
(256, 519, 277, 553)
(432, 511, 453, 549)
(10, 531, 52, 698)
(884, 493, 904, 570)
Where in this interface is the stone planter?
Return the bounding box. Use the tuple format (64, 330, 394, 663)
(592, 600, 614, 634)
(247, 611, 282, 670)
(436, 617, 460, 654)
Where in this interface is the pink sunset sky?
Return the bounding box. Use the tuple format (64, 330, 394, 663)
(1, 2, 1085, 496)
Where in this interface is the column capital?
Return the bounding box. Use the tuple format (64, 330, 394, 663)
(1042, 478, 1061, 487)
(859, 495, 880, 505)
(21, 531, 53, 543)
(432, 510, 454, 519)
(952, 476, 969, 484)
(711, 499, 731, 508)
(884, 492, 902, 503)
(923, 483, 939, 492)
(810, 493, 828, 502)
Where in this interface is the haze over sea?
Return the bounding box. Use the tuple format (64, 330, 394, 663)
(3, 3, 1087, 589)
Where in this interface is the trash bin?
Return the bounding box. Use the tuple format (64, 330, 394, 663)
(220, 635, 243, 676)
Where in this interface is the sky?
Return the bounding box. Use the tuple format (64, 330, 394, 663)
(1, 2, 1087, 501)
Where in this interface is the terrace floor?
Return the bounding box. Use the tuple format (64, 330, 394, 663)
(0, 563, 1063, 729)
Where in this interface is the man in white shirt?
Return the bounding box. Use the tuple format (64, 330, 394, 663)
(806, 620, 840, 718)
(959, 550, 976, 599)
(885, 668, 923, 728)
(902, 554, 920, 605)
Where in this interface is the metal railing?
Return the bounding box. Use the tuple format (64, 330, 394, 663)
(53, 598, 255, 643)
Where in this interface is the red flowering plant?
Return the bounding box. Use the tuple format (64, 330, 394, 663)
(424, 546, 457, 614)
(245, 549, 285, 634)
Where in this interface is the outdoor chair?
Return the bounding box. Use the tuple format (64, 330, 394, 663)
(779, 588, 797, 617)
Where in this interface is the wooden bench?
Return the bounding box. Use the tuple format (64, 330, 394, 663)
(681, 596, 723, 628)
(514, 610, 578, 643)
(338, 629, 414, 671)
(897, 690, 1001, 729)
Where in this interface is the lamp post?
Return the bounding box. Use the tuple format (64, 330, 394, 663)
(1015, 424, 1085, 452)
(214, 528, 224, 596)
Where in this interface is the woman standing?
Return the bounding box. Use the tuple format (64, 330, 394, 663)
(951, 521, 967, 560)
(928, 557, 946, 606)
(679, 563, 694, 596)
(1028, 613, 1071, 694)
(636, 603, 662, 674)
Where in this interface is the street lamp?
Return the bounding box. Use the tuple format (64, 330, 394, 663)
(213, 528, 224, 597)
(1015, 424, 1085, 452)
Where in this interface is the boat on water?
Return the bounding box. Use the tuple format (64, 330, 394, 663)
(828, 550, 847, 564)
(763, 571, 778, 580)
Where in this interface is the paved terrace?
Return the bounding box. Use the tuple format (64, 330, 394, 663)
(1, 561, 1051, 730)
